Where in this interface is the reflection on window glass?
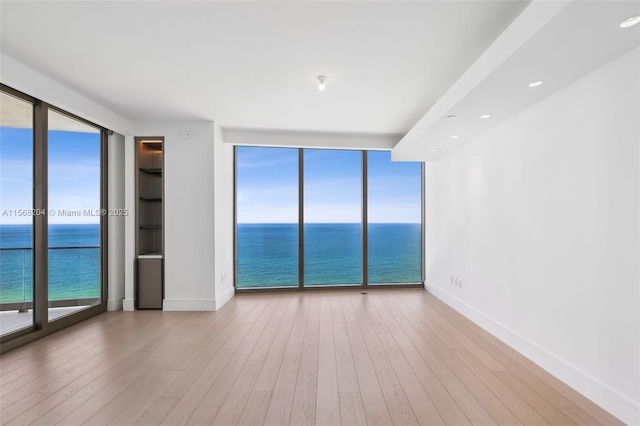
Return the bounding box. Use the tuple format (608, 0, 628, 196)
(48, 110, 101, 322)
(0, 92, 35, 336)
(367, 151, 422, 283)
(236, 147, 298, 288)
(304, 149, 362, 286)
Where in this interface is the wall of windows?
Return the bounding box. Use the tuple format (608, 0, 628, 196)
(0, 84, 106, 350)
(235, 146, 423, 289)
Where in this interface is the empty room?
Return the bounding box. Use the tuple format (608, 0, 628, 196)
(0, 1, 638, 425)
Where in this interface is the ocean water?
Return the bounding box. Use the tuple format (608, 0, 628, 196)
(237, 223, 422, 288)
(1, 223, 421, 299)
(0, 224, 100, 303)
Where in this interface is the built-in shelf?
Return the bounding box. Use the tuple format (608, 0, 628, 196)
(139, 167, 162, 175)
(136, 138, 164, 310)
(137, 140, 163, 256)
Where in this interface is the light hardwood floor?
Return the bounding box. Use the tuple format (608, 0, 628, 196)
(0, 290, 623, 425)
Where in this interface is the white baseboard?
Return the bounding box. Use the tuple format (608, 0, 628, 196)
(214, 286, 235, 311)
(107, 298, 123, 311)
(146, 287, 233, 312)
(122, 299, 135, 311)
(162, 298, 216, 311)
(425, 282, 640, 425)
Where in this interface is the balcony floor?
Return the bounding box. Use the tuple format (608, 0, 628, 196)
(0, 306, 89, 336)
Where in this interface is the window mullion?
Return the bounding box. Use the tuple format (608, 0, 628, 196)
(298, 148, 304, 289)
(33, 101, 48, 329)
(362, 151, 368, 287)
(421, 163, 426, 284)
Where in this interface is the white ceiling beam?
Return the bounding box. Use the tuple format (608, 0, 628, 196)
(222, 127, 403, 151)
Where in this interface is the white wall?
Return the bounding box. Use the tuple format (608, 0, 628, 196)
(123, 135, 137, 311)
(107, 133, 125, 311)
(213, 124, 235, 309)
(423, 47, 640, 424)
(131, 122, 217, 310)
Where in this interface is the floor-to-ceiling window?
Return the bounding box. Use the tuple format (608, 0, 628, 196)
(236, 147, 299, 288)
(367, 151, 422, 284)
(0, 84, 107, 351)
(235, 146, 423, 290)
(304, 149, 362, 286)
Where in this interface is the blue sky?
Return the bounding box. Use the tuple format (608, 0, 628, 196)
(237, 146, 421, 223)
(0, 127, 100, 225)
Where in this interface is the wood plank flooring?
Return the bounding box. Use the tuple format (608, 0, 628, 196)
(0, 290, 623, 425)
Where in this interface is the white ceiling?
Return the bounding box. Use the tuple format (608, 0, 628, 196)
(0, 1, 530, 134)
(393, 0, 640, 161)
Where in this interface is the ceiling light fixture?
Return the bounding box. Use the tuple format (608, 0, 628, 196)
(528, 80, 544, 88)
(620, 14, 640, 28)
(446, 114, 456, 119)
(480, 114, 491, 119)
(429, 149, 438, 152)
(450, 135, 459, 139)
(317, 75, 327, 91)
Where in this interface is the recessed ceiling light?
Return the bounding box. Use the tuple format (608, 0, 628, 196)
(429, 149, 438, 152)
(446, 114, 456, 119)
(450, 135, 459, 139)
(480, 114, 491, 119)
(317, 75, 326, 91)
(620, 14, 640, 28)
(528, 80, 544, 88)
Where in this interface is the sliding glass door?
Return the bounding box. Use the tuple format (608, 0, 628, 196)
(47, 109, 103, 322)
(0, 91, 35, 336)
(235, 146, 423, 290)
(0, 84, 107, 351)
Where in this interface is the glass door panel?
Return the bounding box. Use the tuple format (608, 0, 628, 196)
(0, 92, 35, 336)
(367, 151, 422, 284)
(304, 149, 362, 286)
(236, 146, 299, 288)
(47, 109, 101, 322)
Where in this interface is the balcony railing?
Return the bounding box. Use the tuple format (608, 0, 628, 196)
(0, 246, 100, 311)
